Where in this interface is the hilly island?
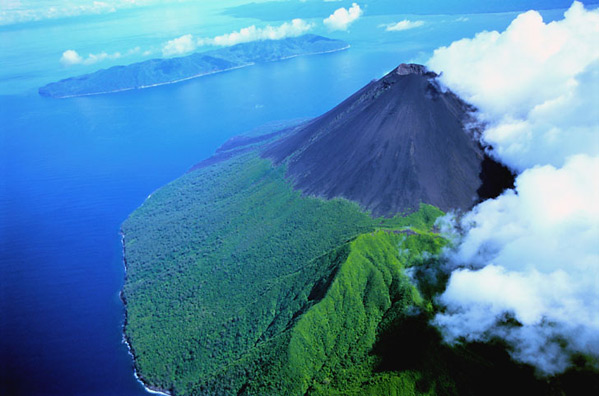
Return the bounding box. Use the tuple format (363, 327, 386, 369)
(121, 64, 596, 395)
(38, 35, 348, 98)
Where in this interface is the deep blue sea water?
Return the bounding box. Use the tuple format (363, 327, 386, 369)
(0, 2, 576, 395)
(0, 46, 432, 396)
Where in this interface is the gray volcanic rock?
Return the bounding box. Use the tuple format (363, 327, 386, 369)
(395, 63, 436, 76)
(263, 63, 509, 216)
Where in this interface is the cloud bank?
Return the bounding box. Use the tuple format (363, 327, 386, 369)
(427, 1, 599, 374)
(202, 18, 313, 47)
(383, 19, 424, 32)
(428, 1, 599, 171)
(60, 47, 140, 66)
(323, 3, 362, 31)
(162, 19, 313, 56)
(436, 155, 599, 374)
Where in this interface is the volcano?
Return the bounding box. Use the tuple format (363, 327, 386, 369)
(120, 63, 531, 396)
(263, 63, 512, 216)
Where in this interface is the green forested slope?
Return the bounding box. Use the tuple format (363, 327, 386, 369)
(122, 151, 596, 395)
(282, 230, 440, 396)
(121, 152, 444, 395)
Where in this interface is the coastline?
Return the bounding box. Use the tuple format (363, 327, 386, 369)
(277, 44, 350, 61)
(112, 42, 347, 390)
(47, 45, 350, 99)
(120, 231, 173, 396)
(50, 63, 254, 99)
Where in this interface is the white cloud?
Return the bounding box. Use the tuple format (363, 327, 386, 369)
(323, 2, 362, 31)
(162, 34, 196, 56)
(435, 155, 599, 374)
(60, 49, 84, 66)
(60, 47, 141, 66)
(204, 18, 313, 47)
(161, 19, 314, 56)
(428, 1, 599, 172)
(426, 1, 599, 374)
(383, 19, 424, 32)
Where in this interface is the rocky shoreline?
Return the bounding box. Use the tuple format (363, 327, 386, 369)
(120, 231, 172, 396)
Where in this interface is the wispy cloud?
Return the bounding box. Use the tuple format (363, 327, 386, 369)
(323, 2, 362, 31)
(60, 47, 141, 66)
(427, 1, 599, 374)
(0, 0, 156, 26)
(162, 19, 314, 57)
(382, 19, 424, 31)
(202, 18, 313, 47)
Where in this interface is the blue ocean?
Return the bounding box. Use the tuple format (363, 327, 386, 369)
(0, 1, 577, 395)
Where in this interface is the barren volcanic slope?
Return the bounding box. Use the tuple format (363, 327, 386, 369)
(264, 63, 507, 217)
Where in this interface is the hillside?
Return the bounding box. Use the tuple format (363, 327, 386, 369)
(122, 151, 596, 395)
(123, 151, 451, 395)
(39, 35, 348, 98)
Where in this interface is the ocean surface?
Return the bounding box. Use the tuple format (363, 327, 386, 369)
(0, 2, 575, 395)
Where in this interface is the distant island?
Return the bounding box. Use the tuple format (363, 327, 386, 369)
(39, 34, 349, 98)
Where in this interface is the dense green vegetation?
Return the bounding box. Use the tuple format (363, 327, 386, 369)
(123, 151, 598, 395)
(283, 230, 438, 396)
(122, 151, 445, 394)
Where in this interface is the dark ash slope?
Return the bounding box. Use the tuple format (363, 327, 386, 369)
(263, 63, 510, 217)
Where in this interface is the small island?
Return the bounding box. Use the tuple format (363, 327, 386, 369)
(39, 34, 349, 98)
